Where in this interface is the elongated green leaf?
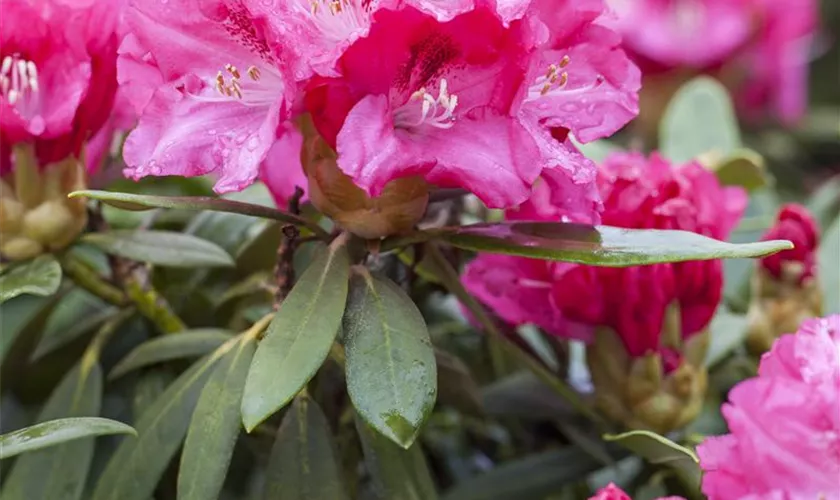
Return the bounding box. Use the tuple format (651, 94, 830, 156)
(0, 255, 61, 304)
(433, 222, 792, 266)
(82, 230, 233, 268)
(435, 349, 483, 416)
(71, 190, 327, 238)
(262, 395, 348, 500)
(2, 360, 102, 500)
(820, 217, 839, 314)
(242, 243, 350, 431)
(711, 149, 771, 192)
(31, 289, 115, 361)
(660, 76, 741, 163)
(0, 418, 135, 460)
(92, 344, 233, 500)
(178, 338, 255, 500)
(705, 307, 749, 367)
(109, 329, 233, 380)
(0, 295, 53, 364)
(343, 271, 436, 448)
(441, 447, 611, 500)
(356, 416, 438, 500)
(604, 430, 701, 488)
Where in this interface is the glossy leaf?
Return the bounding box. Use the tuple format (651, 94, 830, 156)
(820, 217, 839, 314)
(82, 231, 234, 268)
(0, 295, 54, 364)
(70, 190, 327, 238)
(356, 416, 438, 500)
(603, 430, 701, 488)
(0, 255, 61, 304)
(242, 243, 350, 431)
(2, 360, 102, 500)
(435, 349, 483, 416)
(482, 372, 572, 420)
(441, 447, 610, 500)
(436, 222, 792, 266)
(92, 344, 233, 500)
(0, 418, 135, 460)
(178, 337, 256, 500)
(109, 329, 234, 380)
(262, 395, 348, 500)
(31, 289, 115, 361)
(343, 270, 436, 448)
(711, 149, 771, 192)
(660, 76, 741, 163)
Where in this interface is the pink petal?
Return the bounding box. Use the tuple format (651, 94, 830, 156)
(259, 122, 309, 207)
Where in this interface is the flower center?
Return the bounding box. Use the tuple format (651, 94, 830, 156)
(303, 0, 372, 42)
(0, 54, 39, 108)
(526, 55, 604, 102)
(393, 79, 459, 131)
(200, 62, 281, 108)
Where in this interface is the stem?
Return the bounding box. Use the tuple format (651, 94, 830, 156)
(59, 253, 128, 306)
(244, 313, 275, 342)
(424, 243, 608, 426)
(124, 271, 187, 334)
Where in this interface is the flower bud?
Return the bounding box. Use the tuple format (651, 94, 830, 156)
(301, 122, 428, 239)
(0, 145, 88, 261)
(746, 204, 822, 355)
(586, 306, 709, 434)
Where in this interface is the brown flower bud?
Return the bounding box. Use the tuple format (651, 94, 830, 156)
(0, 145, 88, 261)
(301, 122, 428, 239)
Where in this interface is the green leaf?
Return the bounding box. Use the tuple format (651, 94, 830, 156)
(603, 430, 701, 488)
(0, 418, 135, 460)
(820, 217, 839, 314)
(435, 349, 483, 416)
(710, 149, 772, 192)
(31, 289, 115, 361)
(0, 255, 62, 304)
(343, 270, 436, 448)
(82, 230, 234, 268)
(178, 337, 256, 500)
(481, 372, 572, 420)
(2, 360, 102, 500)
(441, 447, 610, 500)
(705, 307, 749, 367)
(356, 416, 438, 500)
(434, 222, 792, 266)
(262, 395, 348, 500)
(660, 76, 741, 163)
(241, 242, 350, 431)
(109, 329, 234, 380)
(0, 295, 54, 364)
(70, 190, 327, 238)
(806, 176, 840, 232)
(92, 343, 234, 500)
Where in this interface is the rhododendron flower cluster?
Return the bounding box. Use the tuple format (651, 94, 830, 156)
(462, 151, 747, 431)
(609, 0, 818, 122)
(698, 315, 840, 500)
(746, 203, 823, 354)
(118, 0, 640, 215)
(589, 483, 684, 500)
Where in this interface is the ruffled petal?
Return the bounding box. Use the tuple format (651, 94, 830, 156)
(259, 122, 309, 207)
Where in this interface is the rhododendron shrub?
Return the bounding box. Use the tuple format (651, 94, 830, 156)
(698, 315, 840, 500)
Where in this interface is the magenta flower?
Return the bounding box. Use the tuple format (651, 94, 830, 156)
(697, 315, 840, 499)
(758, 203, 819, 285)
(589, 483, 685, 500)
(259, 122, 309, 207)
(609, 0, 818, 122)
(464, 151, 747, 353)
(118, 0, 296, 193)
(302, 0, 640, 208)
(1, 0, 122, 168)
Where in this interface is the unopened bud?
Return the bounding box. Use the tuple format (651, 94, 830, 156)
(302, 130, 428, 239)
(0, 146, 88, 261)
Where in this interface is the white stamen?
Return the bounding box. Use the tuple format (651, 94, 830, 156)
(393, 78, 459, 130)
(0, 54, 39, 108)
(526, 56, 603, 102)
(301, 0, 372, 43)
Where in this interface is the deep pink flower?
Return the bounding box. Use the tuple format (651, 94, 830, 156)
(463, 152, 747, 357)
(118, 0, 297, 193)
(589, 483, 685, 500)
(302, 0, 639, 208)
(1, 0, 122, 169)
(758, 203, 819, 284)
(697, 315, 840, 499)
(259, 122, 309, 207)
(609, 0, 818, 122)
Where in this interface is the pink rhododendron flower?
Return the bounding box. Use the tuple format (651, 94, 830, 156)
(608, 0, 818, 122)
(259, 122, 308, 207)
(758, 203, 819, 285)
(589, 483, 685, 500)
(463, 151, 747, 356)
(1, 0, 122, 169)
(697, 315, 840, 500)
(302, 0, 640, 208)
(118, 0, 297, 193)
